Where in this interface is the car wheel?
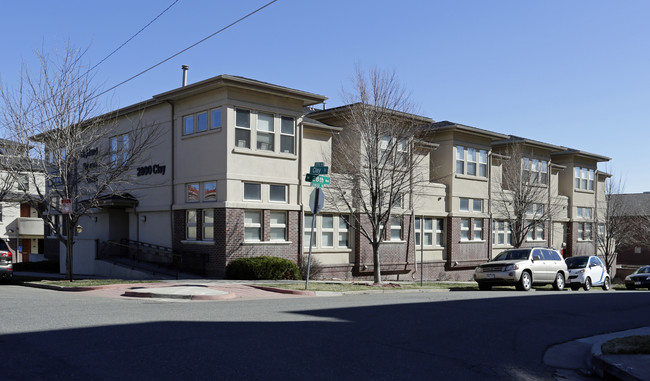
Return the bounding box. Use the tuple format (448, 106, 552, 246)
(583, 277, 592, 291)
(553, 272, 565, 290)
(516, 271, 532, 291)
(602, 277, 611, 291)
(478, 283, 491, 291)
(570, 285, 580, 291)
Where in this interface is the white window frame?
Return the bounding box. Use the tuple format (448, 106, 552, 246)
(235, 108, 251, 149)
(269, 184, 287, 203)
(244, 210, 262, 242)
(109, 133, 129, 167)
(460, 198, 482, 213)
(186, 183, 200, 202)
(203, 209, 214, 241)
(527, 222, 545, 241)
(186, 210, 197, 240)
(321, 214, 335, 248)
(243, 182, 262, 201)
(456, 146, 488, 178)
(304, 214, 350, 249)
(472, 219, 483, 241)
(492, 220, 512, 245)
(211, 108, 222, 130)
(574, 167, 595, 191)
(460, 218, 470, 241)
(256, 112, 275, 152)
(280, 116, 295, 154)
(390, 216, 402, 241)
(270, 211, 287, 241)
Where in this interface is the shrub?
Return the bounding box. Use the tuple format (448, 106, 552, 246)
(226, 256, 301, 280)
(299, 256, 323, 280)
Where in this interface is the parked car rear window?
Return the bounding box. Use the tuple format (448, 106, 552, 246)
(0, 239, 9, 252)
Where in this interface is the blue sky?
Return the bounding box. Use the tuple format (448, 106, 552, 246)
(1, 1, 648, 192)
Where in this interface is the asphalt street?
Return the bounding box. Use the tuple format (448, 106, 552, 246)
(2, 284, 649, 380)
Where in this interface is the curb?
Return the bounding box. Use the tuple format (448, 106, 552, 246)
(122, 289, 237, 301)
(250, 285, 316, 296)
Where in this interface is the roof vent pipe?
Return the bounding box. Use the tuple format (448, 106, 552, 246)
(182, 65, 189, 86)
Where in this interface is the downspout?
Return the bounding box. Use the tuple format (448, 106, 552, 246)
(594, 170, 599, 254)
(487, 149, 493, 260)
(166, 100, 176, 247)
(298, 115, 304, 269)
(548, 159, 552, 248)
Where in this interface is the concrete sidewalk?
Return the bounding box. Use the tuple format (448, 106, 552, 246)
(545, 326, 650, 381)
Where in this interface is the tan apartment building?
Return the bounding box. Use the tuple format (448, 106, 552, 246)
(45, 74, 612, 280)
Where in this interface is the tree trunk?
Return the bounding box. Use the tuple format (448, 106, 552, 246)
(373, 243, 382, 284)
(65, 215, 74, 282)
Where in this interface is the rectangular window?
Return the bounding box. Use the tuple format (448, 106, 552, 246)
(523, 158, 548, 185)
(416, 217, 435, 246)
(460, 198, 482, 212)
(460, 198, 469, 212)
(526, 203, 544, 217)
(243, 183, 261, 201)
(460, 218, 470, 241)
(270, 211, 286, 241)
(456, 146, 488, 178)
(304, 214, 315, 248)
(257, 112, 275, 151)
(17, 174, 29, 191)
(390, 216, 402, 241)
(197, 112, 208, 132)
(598, 223, 605, 240)
(186, 183, 200, 202)
(467, 148, 477, 176)
(435, 219, 444, 246)
(472, 199, 482, 213)
(473, 219, 483, 240)
(479, 150, 487, 177)
(305, 214, 350, 249)
(186, 210, 197, 240)
(527, 222, 545, 241)
(578, 222, 592, 241)
(203, 209, 214, 240)
(492, 220, 511, 245)
(244, 211, 261, 241)
(269, 184, 286, 203)
(235, 109, 251, 148)
(338, 215, 350, 247)
(456, 146, 465, 175)
(574, 167, 595, 191)
(211, 108, 222, 130)
(183, 115, 194, 135)
(109, 134, 129, 167)
(280, 116, 295, 154)
(321, 214, 334, 247)
(204, 181, 217, 201)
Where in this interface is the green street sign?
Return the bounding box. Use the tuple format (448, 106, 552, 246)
(311, 175, 330, 188)
(305, 173, 319, 182)
(314, 162, 325, 167)
(310, 166, 329, 175)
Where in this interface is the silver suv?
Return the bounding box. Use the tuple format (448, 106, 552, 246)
(474, 247, 568, 291)
(0, 239, 13, 281)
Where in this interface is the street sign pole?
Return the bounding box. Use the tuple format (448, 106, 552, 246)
(305, 187, 322, 290)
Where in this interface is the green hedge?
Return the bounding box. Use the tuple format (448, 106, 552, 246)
(226, 256, 301, 280)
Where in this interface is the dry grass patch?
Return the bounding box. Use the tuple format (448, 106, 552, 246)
(602, 335, 650, 354)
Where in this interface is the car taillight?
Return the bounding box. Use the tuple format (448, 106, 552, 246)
(1, 251, 11, 259)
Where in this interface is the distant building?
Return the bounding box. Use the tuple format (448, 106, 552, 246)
(612, 192, 650, 267)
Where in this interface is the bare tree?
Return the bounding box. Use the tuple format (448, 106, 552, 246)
(0, 46, 158, 281)
(493, 143, 563, 248)
(327, 67, 432, 284)
(597, 177, 642, 275)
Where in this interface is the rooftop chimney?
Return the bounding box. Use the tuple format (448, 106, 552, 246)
(182, 65, 189, 86)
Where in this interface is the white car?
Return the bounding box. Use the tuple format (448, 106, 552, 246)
(565, 255, 610, 291)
